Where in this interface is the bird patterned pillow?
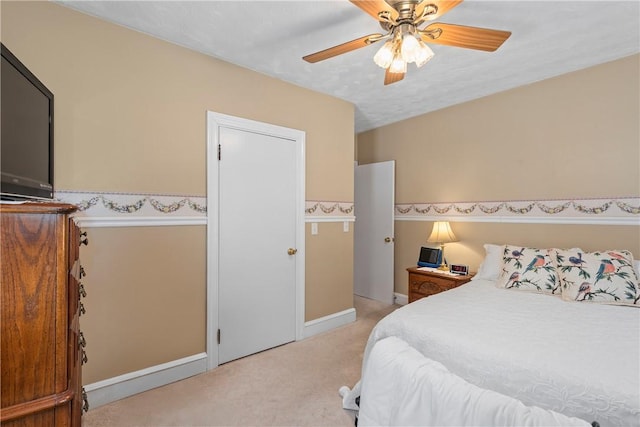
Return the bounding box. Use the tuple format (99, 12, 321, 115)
(552, 249, 640, 306)
(496, 245, 559, 295)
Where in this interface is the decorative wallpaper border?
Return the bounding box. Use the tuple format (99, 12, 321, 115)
(55, 190, 208, 227)
(55, 191, 356, 226)
(305, 201, 355, 222)
(56, 191, 206, 215)
(56, 192, 637, 227)
(395, 197, 640, 225)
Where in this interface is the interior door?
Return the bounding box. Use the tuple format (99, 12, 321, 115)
(217, 126, 298, 364)
(354, 161, 395, 304)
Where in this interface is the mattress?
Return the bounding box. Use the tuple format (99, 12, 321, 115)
(348, 279, 640, 426)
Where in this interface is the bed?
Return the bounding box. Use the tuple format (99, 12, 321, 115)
(342, 245, 640, 426)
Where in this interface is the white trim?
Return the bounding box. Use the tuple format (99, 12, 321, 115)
(206, 113, 219, 370)
(394, 292, 408, 306)
(395, 215, 640, 225)
(303, 308, 356, 339)
(305, 216, 355, 223)
(84, 353, 207, 409)
(206, 111, 305, 371)
(70, 211, 356, 226)
(77, 213, 634, 227)
(72, 216, 206, 228)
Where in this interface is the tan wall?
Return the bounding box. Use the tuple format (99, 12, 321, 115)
(358, 55, 640, 295)
(305, 222, 354, 320)
(394, 221, 640, 295)
(2, 2, 355, 200)
(2, 1, 354, 383)
(80, 226, 206, 384)
(358, 55, 639, 202)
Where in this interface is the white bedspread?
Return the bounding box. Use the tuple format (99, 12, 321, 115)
(344, 279, 640, 426)
(359, 336, 591, 426)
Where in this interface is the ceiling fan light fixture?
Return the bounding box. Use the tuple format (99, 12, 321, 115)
(303, 0, 511, 85)
(373, 39, 395, 69)
(389, 53, 407, 74)
(400, 32, 421, 63)
(414, 41, 434, 68)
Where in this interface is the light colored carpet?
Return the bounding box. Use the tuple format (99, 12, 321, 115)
(83, 296, 397, 426)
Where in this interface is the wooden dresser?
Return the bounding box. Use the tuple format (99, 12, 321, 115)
(1, 202, 88, 426)
(407, 267, 473, 303)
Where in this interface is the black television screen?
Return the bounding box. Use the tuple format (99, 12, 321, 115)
(1, 43, 54, 200)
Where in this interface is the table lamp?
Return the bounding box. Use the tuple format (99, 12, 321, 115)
(426, 221, 458, 271)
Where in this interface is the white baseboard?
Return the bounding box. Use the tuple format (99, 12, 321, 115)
(394, 293, 408, 306)
(84, 352, 207, 409)
(84, 310, 357, 409)
(303, 307, 356, 338)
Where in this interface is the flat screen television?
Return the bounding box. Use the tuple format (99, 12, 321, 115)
(1, 43, 54, 201)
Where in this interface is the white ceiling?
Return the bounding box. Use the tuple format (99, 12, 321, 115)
(57, 0, 640, 133)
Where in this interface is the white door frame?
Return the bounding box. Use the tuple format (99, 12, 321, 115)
(206, 111, 305, 370)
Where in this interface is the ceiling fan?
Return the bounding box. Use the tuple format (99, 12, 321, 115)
(303, 0, 511, 85)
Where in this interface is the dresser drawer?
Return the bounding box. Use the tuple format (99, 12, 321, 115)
(407, 267, 474, 303)
(409, 273, 456, 300)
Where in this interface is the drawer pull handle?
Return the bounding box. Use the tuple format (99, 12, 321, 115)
(80, 266, 86, 278)
(79, 302, 86, 316)
(82, 350, 88, 365)
(80, 232, 89, 246)
(79, 284, 87, 298)
(79, 332, 86, 348)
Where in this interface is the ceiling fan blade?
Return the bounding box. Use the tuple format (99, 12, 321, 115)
(303, 34, 384, 63)
(415, 0, 463, 23)
(384, 69, 405, 85)
(420, 22, 511, 52)
(350, 0, 397, 21)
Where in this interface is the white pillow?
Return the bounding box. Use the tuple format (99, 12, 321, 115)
(473, 244, 504, 281)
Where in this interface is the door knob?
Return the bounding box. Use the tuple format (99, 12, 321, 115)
(384, 237, 394, 243)
(287, 248, 298, 255)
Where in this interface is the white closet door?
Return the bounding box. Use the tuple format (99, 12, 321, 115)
(217, 126, 297, 364)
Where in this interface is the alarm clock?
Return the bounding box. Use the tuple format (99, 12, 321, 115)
(449, 264, 469, 275)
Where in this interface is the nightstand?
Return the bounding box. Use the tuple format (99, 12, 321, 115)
(407, 267, 474, 303)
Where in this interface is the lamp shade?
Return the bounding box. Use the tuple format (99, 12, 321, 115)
(426, 221, 458, 244)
